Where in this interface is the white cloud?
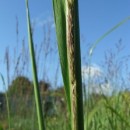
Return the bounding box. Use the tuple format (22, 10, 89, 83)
(100, 82, 113, 95)
(32, 13, 54, 29)
(90, 82, 112, 96)
(82, 64, 113, 96)
(82, 64, 102, 79)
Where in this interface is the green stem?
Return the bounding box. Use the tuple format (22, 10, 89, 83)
(25, 1, 45, 130)
(66, 1, 84, 130)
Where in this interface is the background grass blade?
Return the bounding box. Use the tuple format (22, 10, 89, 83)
(84, 99, 105, 130)
(106, 105, 130, 127)
(89, 16, 130, 57)
(25, 0, 45, 130)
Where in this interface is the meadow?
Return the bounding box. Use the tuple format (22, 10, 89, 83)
(0, 0, 130, 130)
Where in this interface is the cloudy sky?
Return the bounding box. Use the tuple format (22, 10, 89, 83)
(0, 1, 130, 91)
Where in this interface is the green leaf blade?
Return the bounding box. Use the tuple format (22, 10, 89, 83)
(52, 0, 71, 113)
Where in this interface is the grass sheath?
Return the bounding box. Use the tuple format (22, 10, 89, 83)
(53, 0, 84, 130)
(25, 1, 46, 130)
(66, 1, 84, 130)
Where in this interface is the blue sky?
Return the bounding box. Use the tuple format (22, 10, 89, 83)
(0, 0, 130, 92)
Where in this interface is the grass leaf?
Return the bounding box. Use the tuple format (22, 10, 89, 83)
(52, 0, 71, 113)
(25, 0, 45, 130)
(89, 16, 130, 57)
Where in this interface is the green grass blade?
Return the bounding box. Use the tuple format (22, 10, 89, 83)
(84, 99, 105, 130)
(25, 1, 45, 130)
(52, 0, 71, 113)
(89, 16, 130, 57)
(106, 105, 130, 127)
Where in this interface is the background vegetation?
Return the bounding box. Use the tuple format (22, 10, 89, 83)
(0, 26, 130, 130)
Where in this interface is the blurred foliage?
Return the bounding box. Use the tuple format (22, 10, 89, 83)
(8, 76, 33, 97)
(1, 75, 130, 130)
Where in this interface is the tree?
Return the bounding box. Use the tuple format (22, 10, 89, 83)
(8, 76, 33, 97)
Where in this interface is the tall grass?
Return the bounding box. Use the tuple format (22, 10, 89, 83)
(85, 16, 130, 130)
